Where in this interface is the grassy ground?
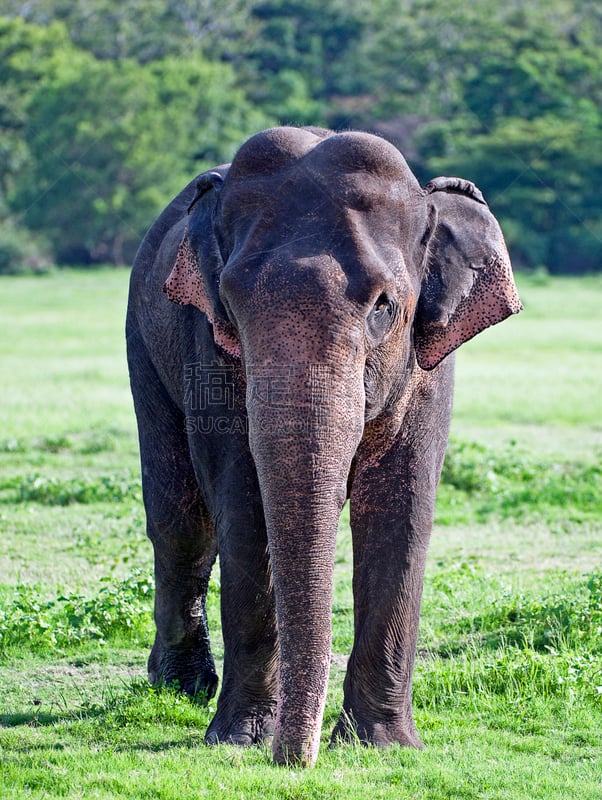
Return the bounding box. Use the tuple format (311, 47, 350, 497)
(0, 270, 600, 799)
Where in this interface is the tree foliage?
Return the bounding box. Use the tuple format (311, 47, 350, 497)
(1, 14, 270, 266)
(1, 1, 600, 272)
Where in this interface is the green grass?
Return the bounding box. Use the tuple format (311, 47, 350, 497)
(0, 270, 601, 798)
(452, 273, 602, 456)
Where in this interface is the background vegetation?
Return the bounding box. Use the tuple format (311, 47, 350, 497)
(0, 270, 600, 797)
(1, 0, 601, 273)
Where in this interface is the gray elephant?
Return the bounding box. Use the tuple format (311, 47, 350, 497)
(126, 126, 521, 767)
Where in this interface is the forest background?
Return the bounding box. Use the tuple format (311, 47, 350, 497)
(1, 0, 601, 275)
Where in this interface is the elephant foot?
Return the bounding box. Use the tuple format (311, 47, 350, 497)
(330, 710, 424, 750)
(148, 640, 218, 701)
(205, 703, 277, 747)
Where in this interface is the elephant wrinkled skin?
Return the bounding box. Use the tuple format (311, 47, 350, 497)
(126, 126, 521, 766)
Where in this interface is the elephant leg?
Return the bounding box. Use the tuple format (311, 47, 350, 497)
(188, 438, 279, 746)
(131, 356, 218, 698)
(205, 527, 278, 746)
(333, 369, 453, 748)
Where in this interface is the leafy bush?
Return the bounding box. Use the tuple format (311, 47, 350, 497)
(466, 571, 602, 654)
(438, 439, 602, 524)
(0, 221, 51, 275)
(0, 472, 141, 505)
(0, 571, 153, 656)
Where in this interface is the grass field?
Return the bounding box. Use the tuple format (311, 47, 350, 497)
(0, 269, 601, 799)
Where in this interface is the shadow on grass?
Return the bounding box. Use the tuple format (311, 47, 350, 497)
(0, 728, 210, 754)
(0, 678, 212, 733)
(0, 704, 107, 727)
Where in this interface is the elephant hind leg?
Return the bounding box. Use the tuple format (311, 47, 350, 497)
(148, 632, 218, 701)
(130, 352, 218, 699)
(147, 493, 218, 700)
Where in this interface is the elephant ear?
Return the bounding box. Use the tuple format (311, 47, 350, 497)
(414, 177, 522, 371)
(163, 169, 241, 359)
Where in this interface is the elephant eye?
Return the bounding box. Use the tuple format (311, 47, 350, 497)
(367, 293, 396, 342)
(373, 294, 392, 317)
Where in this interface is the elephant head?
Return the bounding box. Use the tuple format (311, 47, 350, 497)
(163, 127, 521, 765)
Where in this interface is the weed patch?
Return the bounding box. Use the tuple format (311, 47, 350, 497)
(0, 429, 122, 457)
(466, 571, 602, 653)
(426, 568, 602, 654)
(0, 437, 28, 454)
(438, 439, 601, 524)
(0, 472, 141, 506)
(419, 565, 602, 711)
(415, 646, 602, 709)
(0, 571, 153, 657)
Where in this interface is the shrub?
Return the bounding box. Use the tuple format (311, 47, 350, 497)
(438, 439, 602, 524)
(0, 221, 52, 274)
(0, 472, 142, 506)
(0, 571, 154, 655)
(468, 572, 602, 653)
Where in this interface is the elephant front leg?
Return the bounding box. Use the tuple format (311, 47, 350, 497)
(332, 505, 430, 747)
(333, 405, 450, 748)
(204, 527, 279, 747)
(189, 439, 279, 748)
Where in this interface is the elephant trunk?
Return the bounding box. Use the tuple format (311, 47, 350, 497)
(246, 364, 364, 766)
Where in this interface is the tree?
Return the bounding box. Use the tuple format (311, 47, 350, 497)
(0, 17, 73, 216)
(346, 0, 602, 273)
(2, 1, 601, 272)
(0, 17, 73, 270)
(2, 0, 259, 62)
(11, 39, 271, 263)
(239, 0, 368, 124)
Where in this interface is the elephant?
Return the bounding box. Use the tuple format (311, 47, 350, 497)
(126, 126, 521, 767)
